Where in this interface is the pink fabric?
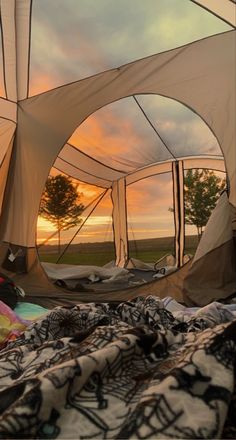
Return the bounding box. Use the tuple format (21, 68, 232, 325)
(0, 300, 30, 347)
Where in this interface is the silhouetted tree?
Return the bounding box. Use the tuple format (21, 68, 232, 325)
(39, 174, 84, 253)
(184, 169, 226, 239)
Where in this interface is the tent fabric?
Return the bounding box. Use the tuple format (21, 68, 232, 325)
(184, 240, 236, 306)
(193, 192, 233, 262)
(112, 178, 128, 267)
(0, 119, 15, 166)
(56, 143, 125, 186)
(0, 99, 17, 122)
(0, 0, 31, 101)
(0, 135, 14, 216)
(184, 192, 236, 306)
(0, 30, 235, 249)
(16, 260, 190, 310)
(54, 151, 226, 189)
(0, 2, 235, 307)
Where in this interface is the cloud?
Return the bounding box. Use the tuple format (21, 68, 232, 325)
(29, 0, 230, 94)
(127, 174, 174, 215)
(68, 93, 220, 174)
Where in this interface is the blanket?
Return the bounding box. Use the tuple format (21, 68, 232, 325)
(42, 262, 133, 283)
(0, 296, 236, 439)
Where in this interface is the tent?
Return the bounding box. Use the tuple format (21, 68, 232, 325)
(0, 0, 235, 308)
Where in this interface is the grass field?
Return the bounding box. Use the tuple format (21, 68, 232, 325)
(38, 235, 199, 266)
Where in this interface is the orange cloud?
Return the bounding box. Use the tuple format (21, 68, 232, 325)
(68, 102, 154, 170)
(29, 73, 59, 96)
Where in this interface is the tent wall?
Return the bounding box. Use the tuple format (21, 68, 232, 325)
(0, 135, 14, 216)
(14, 257, 190, 309)
(184, 192, 236, 305)
(0, 99, 17, 122)
(1, 0, 31, 101)
(0, 30, 234, 250)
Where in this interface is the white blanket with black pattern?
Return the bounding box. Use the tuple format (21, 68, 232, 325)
(0, 296, 236, 439)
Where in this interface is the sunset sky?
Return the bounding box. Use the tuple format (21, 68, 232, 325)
(27, 0, 230, 246)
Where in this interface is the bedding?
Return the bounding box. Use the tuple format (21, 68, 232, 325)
(0, 300, 30, 349)
(0, 295, 236, 439)
(14, 302, 49, 320)
(42, 262, 134, 284)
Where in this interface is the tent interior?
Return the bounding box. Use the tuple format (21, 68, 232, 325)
(0, 0, 235, 308)
(1, 2, 236, 439)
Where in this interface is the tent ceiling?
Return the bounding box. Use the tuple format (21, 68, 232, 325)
(54, 152, 225, 189)
(29, 0, 232, 96)
(54, 94, 223, 185)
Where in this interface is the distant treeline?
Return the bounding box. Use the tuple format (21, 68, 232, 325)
(38, 235, 198, 255)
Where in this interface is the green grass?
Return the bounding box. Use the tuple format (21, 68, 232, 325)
(38, 235, 199, 266)
(129, 250, 172, 263)
(40, 250, 170, 266)
(39, 252, 116, 266)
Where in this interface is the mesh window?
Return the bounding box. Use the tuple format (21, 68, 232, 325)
(68, 93, 223, 176)
(136, 95, 222, 158)
(126, 173, 175, 264)
(37, 177, 114, 266)
(184, 168, 227, 257)
(69, 96, 173, 171)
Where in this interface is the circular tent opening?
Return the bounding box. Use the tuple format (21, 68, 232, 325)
(37, 94, 225, 293)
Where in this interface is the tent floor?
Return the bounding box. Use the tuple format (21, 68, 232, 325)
(54, 268, 158, 293)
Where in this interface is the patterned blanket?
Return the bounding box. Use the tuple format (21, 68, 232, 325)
(0, 296, 236, 439)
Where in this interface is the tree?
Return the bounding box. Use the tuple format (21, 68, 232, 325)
(39, 174, 85, 253)
(184, 169, 226, 239)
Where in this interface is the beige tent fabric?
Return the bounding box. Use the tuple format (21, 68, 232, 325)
(183, 157, 225, 172)
(54, 157, 111, 188)
(57, 143, 125, 184)
(125, 156, 224, 188)
(0, 119, 16, 166)
(16, 259, 190, 309)
(54, 153, 225, 189)
(1, 30, 234, 248)
(0, 99, 17, 122)
(184, 192, 236, 306)
(0, 0, 17, 101)
(0, 0, 31, 101)
(231, 204, 236, 233)
(15, 0, 31, 101)
(112, 178, 128, 267)
(183, 239, 236, 306)
(194, 192, 232, 262)
(0, 136, 14, 216)
(126, 161, 172, 185)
